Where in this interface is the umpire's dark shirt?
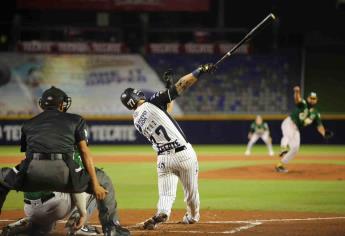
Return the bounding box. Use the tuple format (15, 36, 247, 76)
(20, 109, 87, 154)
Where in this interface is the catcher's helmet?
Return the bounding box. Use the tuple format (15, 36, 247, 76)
(39, 86, 71, 112)
(120, 88, 146, 110)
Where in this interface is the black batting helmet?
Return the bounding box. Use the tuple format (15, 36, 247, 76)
(120, 88, 146, 110)
(39, 86, 72, 112)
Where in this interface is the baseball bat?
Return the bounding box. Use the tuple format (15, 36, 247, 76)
(214, 13, 276, 67)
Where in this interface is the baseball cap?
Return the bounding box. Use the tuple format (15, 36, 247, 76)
(308, 92, 317, 99)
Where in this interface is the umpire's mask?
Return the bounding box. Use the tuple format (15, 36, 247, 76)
(39, 86, 72, 112)
(120, 88, 146, 110)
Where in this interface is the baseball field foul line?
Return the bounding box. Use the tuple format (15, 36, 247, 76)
(207, 216, 345, 224)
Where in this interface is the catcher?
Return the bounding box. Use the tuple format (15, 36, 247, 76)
(0, 192, 100, 236)
(276, 86, 333, 172)
(1, 152, 100, 236)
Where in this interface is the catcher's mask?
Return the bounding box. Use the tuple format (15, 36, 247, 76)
(39, 86, 72, 112)
(120, 88, 146, 110)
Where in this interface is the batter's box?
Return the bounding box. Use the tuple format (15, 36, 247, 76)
(128, 221, 261, 235)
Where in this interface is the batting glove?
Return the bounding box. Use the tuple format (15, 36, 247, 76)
(163, 69, 174, 89)
(192, 63, 216, 78)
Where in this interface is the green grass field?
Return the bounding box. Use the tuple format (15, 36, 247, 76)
(1, 145, 345, 214)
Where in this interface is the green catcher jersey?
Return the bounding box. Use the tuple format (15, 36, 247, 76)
(290, 99, 322, 130)
(250, 122, 269, 134)
(24, 151, 84, 200)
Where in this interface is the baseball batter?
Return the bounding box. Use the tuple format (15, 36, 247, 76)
(245, 115, 274, 156)
(120, 64, 215, 229)
(276, 86, 333, 172)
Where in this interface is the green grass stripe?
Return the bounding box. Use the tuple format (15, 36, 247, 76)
(0, 145, 344, 156)
(2, 163, 345, 214)
(1, 144, 344, 214)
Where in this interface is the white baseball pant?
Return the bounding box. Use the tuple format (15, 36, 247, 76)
(24, 192, 73, 233)
(280, 117, 300, 164)
(156, 143, 200, 221)
(246, 131, 274, 155)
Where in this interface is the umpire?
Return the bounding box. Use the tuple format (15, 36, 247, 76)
(0, 86, 130, 236)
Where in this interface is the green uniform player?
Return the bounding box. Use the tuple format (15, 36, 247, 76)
(275, 86, 333, 173)
(245, 115, 274, 156)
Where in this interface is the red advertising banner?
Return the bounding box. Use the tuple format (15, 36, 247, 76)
(16, 41, 249, 54)
(147, 43, 249, 54)
(17, 0, 210, 11)
(17, 41, 126, 54)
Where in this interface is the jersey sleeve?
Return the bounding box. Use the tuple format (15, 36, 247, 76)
(20, 127, 27, 152)
(148, 86, 179, 110)
(249, 123, 255, 133)
(75, 118, 88, 144)
(315, 113, 323, 127)
(296, 99, 307, 109)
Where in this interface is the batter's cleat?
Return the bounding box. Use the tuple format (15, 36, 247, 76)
(182, 213, 198, 224)
(103, 223, 130, 236)
(275, 164, 288, 173)
(244, 150, 251, 156)
(269, 151, 275, 156)
(143, 213, 168, 230)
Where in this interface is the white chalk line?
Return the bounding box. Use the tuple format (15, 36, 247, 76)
(1, 216, 345, 234)
(121, 216, 345, 234)
(208, 216, 345, 224)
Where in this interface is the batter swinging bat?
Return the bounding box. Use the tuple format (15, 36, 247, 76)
(214, 13, 276, 67)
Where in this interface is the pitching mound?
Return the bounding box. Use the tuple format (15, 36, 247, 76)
(199, 164, 345, 180)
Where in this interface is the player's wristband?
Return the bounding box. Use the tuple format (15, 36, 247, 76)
(192, 67, 203, 78)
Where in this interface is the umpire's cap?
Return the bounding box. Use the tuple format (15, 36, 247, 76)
(120, 88, 146, 110)
(39, 86, 72, 112)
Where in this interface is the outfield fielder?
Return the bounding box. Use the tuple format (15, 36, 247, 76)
(245, 115, 274, 156)
(276, 86, 333, 173)
(120, 64, 215, 229)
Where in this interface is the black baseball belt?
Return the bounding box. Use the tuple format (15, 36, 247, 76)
(32, 153, 63, 161)
(158, 145, 187, 155)
(24, 192, 55, 205)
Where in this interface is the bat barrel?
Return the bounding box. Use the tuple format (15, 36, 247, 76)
(214, 13, 276, 67)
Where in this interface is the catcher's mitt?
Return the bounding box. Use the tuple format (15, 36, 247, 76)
(163, 69, 174, 89)
(324, 130, 334, 139)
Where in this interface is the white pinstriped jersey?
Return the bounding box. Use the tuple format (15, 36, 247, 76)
(133, 89, 188, 153)
(131, 87, 200, 221)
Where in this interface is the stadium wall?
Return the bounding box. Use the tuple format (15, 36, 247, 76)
(0, 117, 344, 145)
